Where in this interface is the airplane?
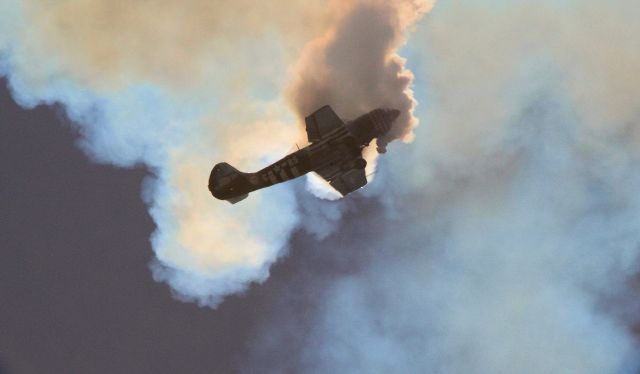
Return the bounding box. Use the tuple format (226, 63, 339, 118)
(208, 105, 400, 204)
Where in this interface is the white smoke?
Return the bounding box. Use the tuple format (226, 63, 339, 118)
(288, 0, 433, 179)
(243, 0, 640, 373)
(0, 0, 324, 307)
(5, 0, 640, 371)
(0, 0, 429, 307)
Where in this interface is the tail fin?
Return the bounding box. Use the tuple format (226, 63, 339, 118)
(208, 162, 250, 204)
(211, 162, 241, 180)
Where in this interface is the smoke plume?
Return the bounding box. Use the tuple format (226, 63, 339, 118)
(243, 0, 640, 373)
(287, 0, 433, 155)
(0, 0, 429, 306)
(4, 0, 640, 372)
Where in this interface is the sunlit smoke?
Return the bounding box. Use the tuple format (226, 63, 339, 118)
(286, 0, 433, 197)
(5, 0, 639, 372)
(0, 0, 329, 307)
(243, 0, 640, 373)
(0, 0, 430, 307)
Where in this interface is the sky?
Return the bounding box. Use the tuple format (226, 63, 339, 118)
(2, 0, 640, 373)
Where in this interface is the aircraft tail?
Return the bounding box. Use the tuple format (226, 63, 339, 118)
(208, 162, 251, 204)
(208, 150, 311, 204)
(225, 193, 249, 204)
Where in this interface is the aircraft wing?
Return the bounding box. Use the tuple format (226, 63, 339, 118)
(315, 165, 368, 196)
(305, 105, 344, 143)
(329, 168, 368, 196)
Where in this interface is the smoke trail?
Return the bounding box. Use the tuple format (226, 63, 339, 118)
(287, 0, 434, 189)
(0, 0, 431, 306)
(0, 0, 332, 306)
(243, 0, 640, 372)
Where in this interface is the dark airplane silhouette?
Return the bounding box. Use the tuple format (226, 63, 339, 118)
(208, 105, 400, 204)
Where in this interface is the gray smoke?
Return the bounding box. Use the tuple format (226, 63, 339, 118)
(287, 0, 433, 157)
(3, 0, 640, 371)
(0, 0, 430, 306)
(0, 0, 338, 306)
(243, 1, 640, 373)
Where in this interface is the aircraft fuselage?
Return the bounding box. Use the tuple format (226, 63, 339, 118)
(209, 107, 400, 203)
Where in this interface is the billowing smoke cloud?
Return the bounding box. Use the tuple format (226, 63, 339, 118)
(243, 0, 640, 373)
(287, 0, 433, 154)
(0, 0, 325, 306)
(5, 0, 640, 372)
(0, 0, 429, 306)
(285, 0, 433, 199)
